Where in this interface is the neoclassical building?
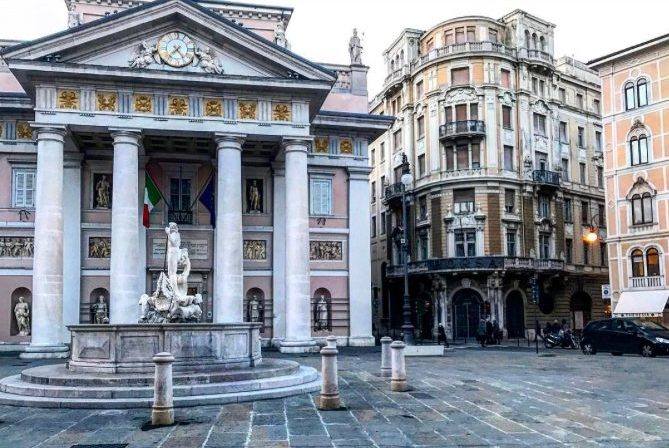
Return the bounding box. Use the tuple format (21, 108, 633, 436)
(590, 33, 669, 325)
(0, 0, 390, 355)
(369, 10, 608, 341)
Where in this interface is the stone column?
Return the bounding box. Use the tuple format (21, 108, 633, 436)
(390, 341, 409, 392)
(152, 352, 175, 426)
(21, 127, 69, 359)
(271, 162, 286, 345)
(109, 130, 141, 324)
(280, 139, 317, 353)
(62, 156, 82, 341)
(348, 167, 375, 346)
(380, 336, 392, 377)
(318, 345, 341, 410)
(326, 335, 337, 348)
(214, 134, 245, 323)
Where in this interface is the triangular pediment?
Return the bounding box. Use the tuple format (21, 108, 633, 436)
(2, 0, 334, 82)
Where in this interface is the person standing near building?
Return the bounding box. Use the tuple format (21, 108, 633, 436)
(477, 318, 487, 347)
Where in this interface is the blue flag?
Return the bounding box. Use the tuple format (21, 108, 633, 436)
(199, 176, 216, 227)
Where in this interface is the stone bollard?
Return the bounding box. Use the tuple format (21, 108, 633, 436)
(151, 352, 175, 426)
(390, 341, 409, 392)
(326, 335, 338, 348)
(380, 336, 392, 377)
(318, 346, 341, 409)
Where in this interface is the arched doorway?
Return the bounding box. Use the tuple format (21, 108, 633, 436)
(570, 291, 592, 331)
(506, 291, 525, 338)
(417, 292, 434, 340)
(452, 289, 482, 339)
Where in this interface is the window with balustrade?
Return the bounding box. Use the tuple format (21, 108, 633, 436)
(630, 247, 663, 286)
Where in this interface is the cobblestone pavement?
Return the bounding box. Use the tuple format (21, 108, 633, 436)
(1, 347, 669, 447)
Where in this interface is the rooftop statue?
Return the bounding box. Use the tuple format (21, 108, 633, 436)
(139, 223, 203, 323)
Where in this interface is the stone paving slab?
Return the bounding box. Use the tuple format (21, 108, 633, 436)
(1, 348, 669, 447)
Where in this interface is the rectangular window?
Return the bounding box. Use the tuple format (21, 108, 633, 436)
(446, 146, 455, 171)
(595, 131, 602, 151)
(583, 242, 589, 265)
(580, 162, 587, 184)
(532, 77, 538, 94)
(380, 212, 386, 234)
(371, 148, 376, 165)
(380, 142, 385, 162)
(501, 69, 510, 88)
(489, 29, 498, 43)
(455, 229, 476, 257)
(419, 235, 429, 260)
(371, 216, 376, 238)
(471, 143, 480, 169)
(565, 239, 573, 264)
(539, 80, 545, 97)
(600, 243, 607, 267)
(538, 194, 550, 218)
(597, 166, 603, 188)
(310, 177, 332, 215)
(170, 178, 191, 211)
(505, 189, 515, 213)
(559, 121, 568, 143)
(454, 188, 475, 215)
(506, 231, 516, 256)
(469, 103, 478, 120)
(455, 104, 467, 121)
(561, 158, 569, 181)
(445, 106, 452, 123)
(466, 27, 476, 42)
(12, 168, 36, 208)
(533, 113, 546, 136)
(502, 105, 512, 128)
(455, 27, 465, 44)
(394, 166, 403, 183)
(380, 175, 386, 193)
(576, 93, 584, 109)
(598, 204, 606, 228)
(504, 145, 514, 171)
(416, 81, 424, 100)
(426, 39, 434, 52)
(593, 99, 600, 113)
(451, 67, 470, 85)
(456, 144, 469, 170)
(418, 154, 426, 177)
(564, 198, 573, 223)
(371, 181, 376, 202)
(393, 130, 402, 150)
(581, 201, 589, 225)
(559, 88, 566, 103)
(577, 126, 585, 148)
(445, 31, 454, 46)
(418, 196, 428, 220)
(417, 116, 425, 138)
(539, 233, 550, 259)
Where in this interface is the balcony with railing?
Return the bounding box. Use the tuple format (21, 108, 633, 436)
(382, 182, 405, 207)
(386, 256, 565, 277)
(168, 209, 193, 225)
(630, 275, 664, 289)
(439, 120, 485, 141)
(523, 49, 555, 67)
(410, 42, 517, 72)
(532, 170, 561, 188)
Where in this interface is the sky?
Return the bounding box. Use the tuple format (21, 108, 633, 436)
(2, 0, 669, 94)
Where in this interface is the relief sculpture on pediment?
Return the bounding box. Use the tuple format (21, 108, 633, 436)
(129, 41, 157, 69)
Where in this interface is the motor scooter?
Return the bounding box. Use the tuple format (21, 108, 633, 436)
(544, 329, 578, 349)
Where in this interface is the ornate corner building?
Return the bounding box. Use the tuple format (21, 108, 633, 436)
(590, 34, 669, 324)
(0, 0, 392, 352)
(369, 10, 609, 341)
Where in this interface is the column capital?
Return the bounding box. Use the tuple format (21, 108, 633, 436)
(214, 133, 245, 148)
(109, 128, 142, 145)
(34, 125, 67, 143)
(347, 166, 372, 180)
(282, 137, 313, 153)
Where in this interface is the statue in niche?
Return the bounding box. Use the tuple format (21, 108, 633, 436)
(195, 47, 223, 74)
(247, 294, 264, 323)
(95, 174, 111, 209)
(14, 297, 30, 336)
(139, 222, 202, 323)
(349, 28, 363, 65)
(313, 295, 331, 331)
(246, 179, 262, 213)
(91, 295, 109, 324)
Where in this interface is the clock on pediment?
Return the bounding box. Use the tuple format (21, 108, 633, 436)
(157, 32, 196, 68)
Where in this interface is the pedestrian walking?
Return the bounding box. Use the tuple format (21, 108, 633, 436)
(437, 324, 449, 348)
(485, 318, 494, 345)
(493, 319, 501, 345)
(477, 318, 487, 347)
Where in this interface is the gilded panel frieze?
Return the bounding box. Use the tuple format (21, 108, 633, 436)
(57, 89, 79, 109)
(238, 101, 257, 120)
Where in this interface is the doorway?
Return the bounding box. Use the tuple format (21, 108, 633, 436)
(452, 289, 482, 339)
(506, 291, 525, 338)
(570, 291, 592, 331)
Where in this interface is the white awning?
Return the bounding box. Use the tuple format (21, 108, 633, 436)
(613, 290, 669, 317)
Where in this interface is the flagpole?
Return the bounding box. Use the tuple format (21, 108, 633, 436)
(189, 170, 215, 210)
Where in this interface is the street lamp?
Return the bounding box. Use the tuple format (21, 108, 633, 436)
(584, 214, 602, 244)
(400, 155, 415, 345)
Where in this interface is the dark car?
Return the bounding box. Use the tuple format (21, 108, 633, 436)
(580, 318, 669, 357)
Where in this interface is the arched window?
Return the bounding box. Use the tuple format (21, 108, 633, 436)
(539, 36, 546, 51)
(625, 82, 635, 110)
(390, 60, 395, 72)
(646, 248, 660, 276)
(532, 33, 538, 49)
(637, 78, 648, 107)
(631, 249, 645, 277)
(629, 135, 648, 165)
(524, 30, 530, 48)
(631, 192, 653, 224)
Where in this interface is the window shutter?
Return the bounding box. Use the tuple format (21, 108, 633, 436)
(15, 171, 24, 206)
(25, 172, 35, 207)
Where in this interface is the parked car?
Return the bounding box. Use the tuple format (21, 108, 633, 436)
(580, 318, 669, 357)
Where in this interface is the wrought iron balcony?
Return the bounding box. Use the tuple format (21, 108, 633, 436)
(167, 209, 193, 225)
(532, 170, 561, 188)
(386, 256, 565, 277)
(382, 182, 405, 206)
(439, 120, 485, 141)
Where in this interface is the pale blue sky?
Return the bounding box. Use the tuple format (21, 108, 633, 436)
(3, 0, 668, 94)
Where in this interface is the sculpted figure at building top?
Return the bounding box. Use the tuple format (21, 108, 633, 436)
(129, 41, 157, 69)
(349, 28, 363, 65)
(196, 47, 223, 74)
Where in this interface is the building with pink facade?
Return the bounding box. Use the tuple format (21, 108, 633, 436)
(0, 0, 390, 355)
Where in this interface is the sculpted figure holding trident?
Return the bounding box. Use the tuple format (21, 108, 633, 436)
(165, 222, 182, 288)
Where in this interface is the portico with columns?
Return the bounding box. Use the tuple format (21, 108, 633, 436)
(0, 0, 391, 355)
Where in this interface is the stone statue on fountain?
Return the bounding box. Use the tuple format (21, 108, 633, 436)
(139, 222, 203, 323)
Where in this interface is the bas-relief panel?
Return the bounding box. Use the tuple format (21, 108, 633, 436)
(243, 240, 266, 260)
(88, 237, 111, 258)
(0, 238, 34, 258)
(310, 241, 343, 260)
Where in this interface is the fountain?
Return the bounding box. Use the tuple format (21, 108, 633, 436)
(0, 223, 319, 408)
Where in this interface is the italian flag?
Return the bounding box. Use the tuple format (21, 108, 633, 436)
(143, 173, 161, 228)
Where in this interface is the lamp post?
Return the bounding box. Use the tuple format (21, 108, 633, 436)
(400, 156, 415, 345)
(584, 214, 602, 244)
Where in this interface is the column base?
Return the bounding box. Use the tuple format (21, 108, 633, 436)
(318, 394, 342, 410)
(348, 336, 375, 347)
(19, 344, 69, 360)
(279, 339, 320, 354)
(151, 406, 175, 426)
(391, 378, 409, 392)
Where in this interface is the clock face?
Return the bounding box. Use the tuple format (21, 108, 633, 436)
(157, 32, 195, 68)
